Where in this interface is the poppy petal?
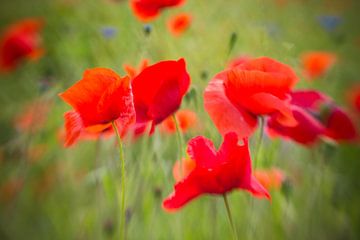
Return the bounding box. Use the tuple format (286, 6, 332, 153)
(248, 93, 297, 126)
(325, 107, 358, 141)
(245, 176, 271, 199)
(64, 111, 83, 147)
(132, 58, 190, 124)
(163, 174, 201, 211)
(187, 135, 217, 169)
(266, 106, 325, 145)
(204, 73, 258, 138)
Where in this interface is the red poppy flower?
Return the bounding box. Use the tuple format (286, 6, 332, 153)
(163, 132, 270, 211)
(0, 18, 44, 72)
(301, 51, 337, 79)
(160, 109, 197, 134)
(167, 13, 191, 36)
(59, 68, 135, 147)
(267, 90, 358, 145)
(204, 57, 298, 139)
(131, 58, 190, 133)
(123, 59, 149, 79)
(130, 0, 185, 22)
(254, 168, 285, 191)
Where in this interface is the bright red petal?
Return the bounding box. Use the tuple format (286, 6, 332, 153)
(63, 111, 83, 147)
(187, 135, 217, 169)
(132, 58, 190, 124)
(59, 68, 135, 127)
(163, 174, 201, 211)
(204, 72, 258, 138)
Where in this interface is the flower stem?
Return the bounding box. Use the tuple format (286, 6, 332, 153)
(223, 194, 238, 240)
(173, 114, 184, 177)
(111, 121, 126, 240)
(254, 116, 265, 169)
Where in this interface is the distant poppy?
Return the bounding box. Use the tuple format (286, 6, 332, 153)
(163, 132, 270, 211)
(59, 68, 135, 147)
(167, 13, 191, 36)
(204, 57, 298, 139)
(123, 59, 149, 79)
(0, 18, 44, 72)
(301, 51, 337, 79)
(132, 58, 190, 133)
(347, 84, 360, 114)
(14, 99, 51, 133)
(267, 90, 358, 145)
(160, 109, 197, 134)
(254, 168, 285, 191)
(130, 0, 185, 22)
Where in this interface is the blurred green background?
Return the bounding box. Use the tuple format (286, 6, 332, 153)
(0, 0, 360, 239)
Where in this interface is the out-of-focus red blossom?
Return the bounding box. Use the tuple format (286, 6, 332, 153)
(0, 18, 44, 72)
(267, 90, 358, 145)
(123, 59, 149, 79)
(130, 0, 185, 22)
(204, 57, 298, 139)
(163, 132, 270, 211)
(227, 55, 251, 69)
(59, 68, 135, 147)
(14, 99, 52, 133)
(132, 58, 190, 134)
(160, 109, 197, 134)
(254, 168, 285, 191)
(347, 84, 360, 114)
(167, 13, 191, 36)
(0, 177, 24, 204)
(301, 51, 337, 79)
(172, 157, 196, 183)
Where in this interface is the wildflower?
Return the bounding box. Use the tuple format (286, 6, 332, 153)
(204, 57, 298, 139)
(0, 18, 44, 72)
(163, 132, 270, 211)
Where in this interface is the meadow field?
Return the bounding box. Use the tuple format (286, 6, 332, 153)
(0, 0, 360, 239)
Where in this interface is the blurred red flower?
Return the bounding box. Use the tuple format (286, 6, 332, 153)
(167, 13, 191, 36)
(254, 168, 285, 191)
(163, 132, 270, 211)
(130, 0, 185, 22)
(160, 109, 197, 134)
(123, 59, 149, 79)
(59, 68, 135, 147)
(0, 18, 44, 72)
(14, 99, 52, 133)
(132, 58, 190, 133)
(204, 57, 298, 139)
(347, 84, 360, 114)
(301, 51, 337, 79)
(267, 90, 358, 145)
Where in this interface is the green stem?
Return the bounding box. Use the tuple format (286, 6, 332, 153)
(254, 117, 265, 169)
(173, 114, 184, 178)
(112, 121, 126, 240)
(223, 194, 238, 240)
